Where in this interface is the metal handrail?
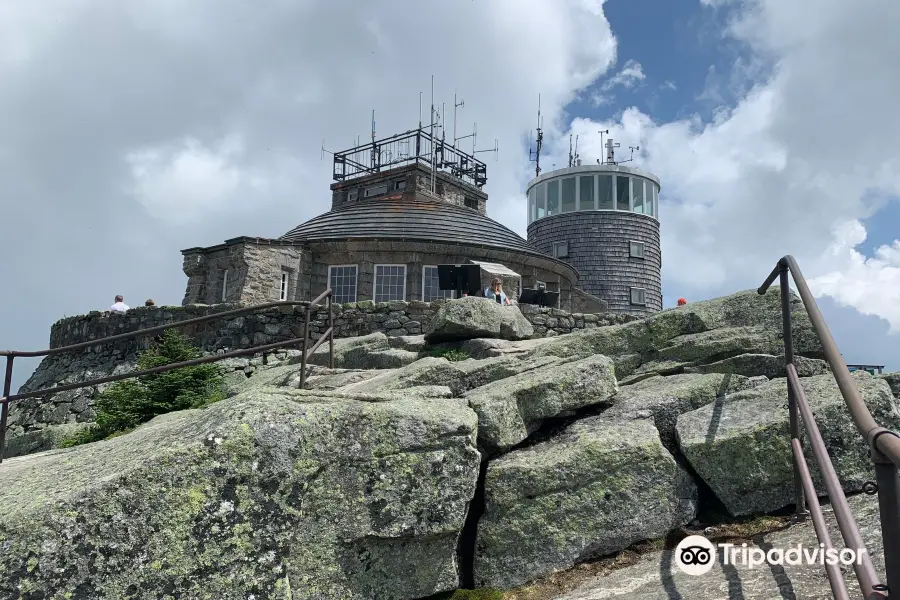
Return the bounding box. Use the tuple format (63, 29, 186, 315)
(760, 256, 899, 598)
(0, 290, 335, 462)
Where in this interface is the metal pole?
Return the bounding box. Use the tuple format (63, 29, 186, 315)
(873, 446, 900, 595)
(0, 355, 14, 463)
(328, 293, 334, 369)
(780, 266, 806, 519)
(299, 303, 311, 389)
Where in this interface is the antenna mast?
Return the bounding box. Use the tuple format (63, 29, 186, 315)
(528, 94, 544, 178)
(453, 92, 464, 149)
(568, 135, 573, 168)
(430, 75, 436, 194)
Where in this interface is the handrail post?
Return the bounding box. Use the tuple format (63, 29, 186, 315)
(873, 444, 900, 595)
(0, 355, 14, 463)
(328, 292, 334, 369)
(299, 301, 312, 390)
(780, 263, 807, 520)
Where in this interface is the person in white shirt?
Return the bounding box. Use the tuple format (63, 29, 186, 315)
(109, 295, 129, 313)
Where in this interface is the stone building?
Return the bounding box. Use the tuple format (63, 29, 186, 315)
(180, 128, 662, 314)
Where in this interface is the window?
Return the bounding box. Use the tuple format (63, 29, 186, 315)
(374, 264, 406, 302)
(616, 176, 630, 210)
(528, 187, 536, 224)
(423, 266, 454, 301)
(648, 184, 657, 217)
(553, 241, 569, 258)
(579, 175, 594, 210)
(348, 188, 359, 202)
(630, 287, 647, 306)
(536, 183, 547, 218)
(547, 179, 559, 215)
(328, 265, 358, 304)
(535, 280, 546, 289)
(561, 178, 576, 212)
(629, 241, 645, 258)
(221, 269, 229, 302)
(364, 183, 388, 198)
(395, 180, 407, 191)
(280, 271, 289, 301)
(598, 175, 614, 209)
(633, 179, 645, 214)
(464, 197, 478, 210)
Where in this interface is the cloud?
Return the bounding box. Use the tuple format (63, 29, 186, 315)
(0, 0, 617, 389)
(592, 59, 646, 106)
(807, 220, 900, 331)
(556, 0, 900, 329)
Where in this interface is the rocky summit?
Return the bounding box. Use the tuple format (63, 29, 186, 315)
(1, 287, 897, 599)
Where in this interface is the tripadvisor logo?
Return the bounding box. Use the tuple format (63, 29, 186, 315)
(675, 535, 717, 575)
(674, 534, 867, 576)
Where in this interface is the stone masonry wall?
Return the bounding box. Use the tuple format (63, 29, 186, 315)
(8, 300, 639, 441)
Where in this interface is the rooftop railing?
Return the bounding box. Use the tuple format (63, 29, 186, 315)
(0, 289, 335, 463)
(759, 256, 899, 599)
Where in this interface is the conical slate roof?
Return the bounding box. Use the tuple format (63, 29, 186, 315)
(279, 196, 547, 259)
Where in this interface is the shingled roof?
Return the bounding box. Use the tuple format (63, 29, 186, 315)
(279, 196, 548, 259)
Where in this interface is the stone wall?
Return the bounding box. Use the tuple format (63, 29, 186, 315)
(6, 299, 640, 451)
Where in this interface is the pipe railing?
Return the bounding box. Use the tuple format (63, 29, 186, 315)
(0, 290, 335, 463)
(760, 256, 900, 599)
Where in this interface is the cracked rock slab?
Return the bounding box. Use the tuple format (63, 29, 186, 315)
(464, 354, 618, 451)
(676, 371, 900, 516)
(474, 417, 697, 590)
(0, 391, 480, 600)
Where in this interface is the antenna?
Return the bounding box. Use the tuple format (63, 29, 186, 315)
(453, 92, 465, 148)
(574, 135, 581, 166)
(528, 94, 544, 178)
(598, 129, 609, 162)
(430, 75, 436, 194)
(605, 137, 620, 164)
(475, 138, 499, 162)
(419, 92, 423, 128)
(320, 139, 334, 160)
(619, 145, 640, 164)
(568, 134, 573, 168)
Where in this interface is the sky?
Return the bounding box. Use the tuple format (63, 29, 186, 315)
(1, 0, 899, 391)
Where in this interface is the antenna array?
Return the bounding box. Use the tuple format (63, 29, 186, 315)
(322, 77, 498, 189)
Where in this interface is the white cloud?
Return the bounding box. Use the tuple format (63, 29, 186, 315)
(556, 0, 900, 328)
(591, 59, 646, 106)
(125, 135, 268, 223)
(807, 220, 900, 331)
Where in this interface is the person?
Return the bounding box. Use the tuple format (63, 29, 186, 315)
(109, 295, 129, 313)
(144, 299, 155, 306)
(484, 278, 511, 305)
(677, 297, 687, 306)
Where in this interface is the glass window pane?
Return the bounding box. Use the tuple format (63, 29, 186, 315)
(633, 179, 645, 214)
(329, 265, 357, 304)
(423, 266, 453, 301)
(374, 265, 406, 302)
(598, 175, 613, 209)
(537, 183, 546, 218)
(528, 188, 536, 224)
(579, 176, 594, 210)
(616, 176, 630, 210)
(547, 180, 559, 215)
(561, 178, 576, 212)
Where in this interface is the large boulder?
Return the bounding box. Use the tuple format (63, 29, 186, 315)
(0, 390, 481, 600)
(464, 355, 618, 451)
(603, 373, 754, 452)
(424, 297, 533, 343)
(491, 288, 822, 376)
(474, 417, 697, 589)
(676, 371, 900, 516)
(683, 353, 830, 379)
(308, 331, 396, 369)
